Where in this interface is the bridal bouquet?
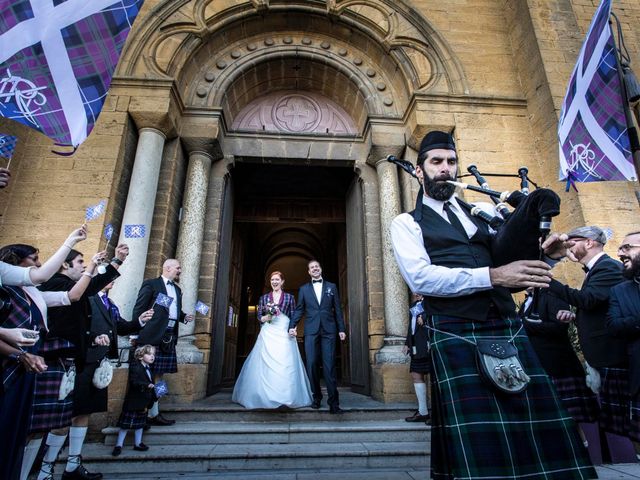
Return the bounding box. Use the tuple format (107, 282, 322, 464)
(264, 302, 280, 323)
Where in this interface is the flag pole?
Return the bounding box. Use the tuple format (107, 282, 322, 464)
(611, 11, 640, 180)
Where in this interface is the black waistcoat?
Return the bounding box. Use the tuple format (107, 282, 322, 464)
(415, 203, 515, 321)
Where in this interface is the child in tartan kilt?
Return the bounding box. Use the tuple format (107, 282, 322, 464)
(112, 345, 157, 456)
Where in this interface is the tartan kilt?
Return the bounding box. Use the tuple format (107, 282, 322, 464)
(151, 327, 178, 375)
(550, 375, 600, 424)
(117, 409, 147, 430)
(599, 366, 640, 441)
(409, 356, 431, 374)
(428, 313, 595, 480)
(28, 359, 75, 434)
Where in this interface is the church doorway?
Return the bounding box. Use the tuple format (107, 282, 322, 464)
(206, 160, 369, 396)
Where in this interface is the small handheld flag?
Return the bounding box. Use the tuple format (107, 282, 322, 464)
(154, 380, 168, 398)
(124, 224, 145, 238)
(0, 134, 17, 160)
(195, 301, 210, 315)
(155, 293, 173, 309)
(104, 223, 114, 242)
(85, 200, 106, 222)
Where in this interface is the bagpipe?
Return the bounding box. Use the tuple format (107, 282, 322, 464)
(387, 156, 561, 321)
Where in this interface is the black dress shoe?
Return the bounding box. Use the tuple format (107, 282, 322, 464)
(147, 414, 174, 426)
(329, 407, 345, 414)
(61, 464, 103, 480)
(133, 442, 149, 451)
(310, 400, 321, 409)
(405, 411, 430, 423)
(111, 446, 122, 457)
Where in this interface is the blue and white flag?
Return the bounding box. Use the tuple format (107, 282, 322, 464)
(154, 380, 168, 397)
(0, 134, 17, 159)
(154, 293, 173, 309)
(195, 301, 210, 315)
(558, 0, 635, 184)
(124, 224, 145, 238)
(104, 223, 114, 242)
(85, 200, 106, 221)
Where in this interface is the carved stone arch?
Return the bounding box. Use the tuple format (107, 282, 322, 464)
(118, 0, 468, 98)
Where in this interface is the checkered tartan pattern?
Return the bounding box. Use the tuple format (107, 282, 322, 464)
(151, 327, 177, 374)
(599, 366, 640, 441)
(550, 375, 600, 424)
(0, 134, 17, 158)
(117, 409, 147, 430)
(428, 313, 595, 480)
(28, 358, 74, 433)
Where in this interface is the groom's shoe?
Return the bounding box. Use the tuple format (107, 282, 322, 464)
(311, 400, 321, 409)
(329, 407, 345, 415)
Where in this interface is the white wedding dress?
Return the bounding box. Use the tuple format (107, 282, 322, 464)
(232, 312, 313, 409)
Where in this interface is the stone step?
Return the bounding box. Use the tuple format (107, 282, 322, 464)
(102, 419, 430, 445)
(76, 441, 430, 474)
(156, 405, 418, 423)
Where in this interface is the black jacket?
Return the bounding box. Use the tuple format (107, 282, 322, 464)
(405, 301, 429, 360)
(86, 295, 142, 363)
(123, 360, 157, 411)
(133, 277, 186, 347)
(548, 254, 626, 368)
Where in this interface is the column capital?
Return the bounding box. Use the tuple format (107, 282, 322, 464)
(127, 84, 180, 138)
(180, 116, 223, 160)
(366, 123, 407, 168)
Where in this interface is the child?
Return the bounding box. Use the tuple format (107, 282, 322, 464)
(112, 345, 157, 456)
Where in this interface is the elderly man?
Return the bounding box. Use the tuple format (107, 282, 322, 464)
(607, 231, 640, 444)
(133, 259, 194, 426)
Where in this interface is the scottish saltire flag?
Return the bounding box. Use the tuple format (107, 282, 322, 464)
(0, 134, 17, 158)
(154, 293, 173, 309)
(104, 223, 114, 241)
(195, 301, 210, 315)
(0, 1, 145, 148)
(124, 224, 145, 238)
(558, 0, 635, 183)
(154, 380, 168, 397)
(85, 200, 106, 221)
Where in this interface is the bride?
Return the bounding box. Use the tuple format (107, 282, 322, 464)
(232, 270, 313, 409)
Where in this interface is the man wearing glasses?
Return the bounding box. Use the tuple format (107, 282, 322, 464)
(549, 225, 627, 439)
(607, 231, 640, 445)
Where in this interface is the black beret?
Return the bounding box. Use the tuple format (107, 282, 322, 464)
(418, 131, 456, 162)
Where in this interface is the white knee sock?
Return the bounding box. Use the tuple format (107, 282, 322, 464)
(414, 382, 428, 416)
(149, 401, 159, 418)
(134, 428, 143, 446)
(37, 433, 66, 480)
(20, 439, 41, 480)
(65, 426, 87, 472)
(116, 429, 127, 448)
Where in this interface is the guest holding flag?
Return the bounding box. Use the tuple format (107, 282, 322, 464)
(132, 259, 194, 426)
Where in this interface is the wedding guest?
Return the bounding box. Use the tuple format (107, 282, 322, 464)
(403, 293, 430, 424)
(112, 345, 158, 456)
(132, 259, 194, 426)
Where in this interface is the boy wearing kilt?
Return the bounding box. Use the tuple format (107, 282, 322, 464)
(390, 131, 595, 479)
(403, 293, 431, 423)
(132, 259, 194, 426)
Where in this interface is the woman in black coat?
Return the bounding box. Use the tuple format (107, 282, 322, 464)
(112, 345, 158, 456)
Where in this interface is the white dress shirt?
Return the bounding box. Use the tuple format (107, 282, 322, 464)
(161, 275, 179, 320)
(390, 195, 499, 297)
(312, 279, 323, 304)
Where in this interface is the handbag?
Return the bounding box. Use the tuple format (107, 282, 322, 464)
(92, 357, 114, 389)
(475, 339, 530, 395)
(58, 361, 76, 400)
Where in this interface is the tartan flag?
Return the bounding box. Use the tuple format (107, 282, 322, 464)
(0, 1, 145, 148)
(558, 0, 635, 183)
(0, 134, 17, 159)
(154, 380, 168, 397)
(195, 301, 210, 315)
(85, 200, 106, 221)
(124, 224, 145, 238)
(154, 293, 173, 309)
(103, 223, 114, 241)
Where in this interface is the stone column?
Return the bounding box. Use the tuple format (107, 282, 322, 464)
(110, 128, 166, 319)
(175, 148, 213, 364)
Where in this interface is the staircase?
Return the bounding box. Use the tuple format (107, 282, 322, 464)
(76, 390, 431, 479)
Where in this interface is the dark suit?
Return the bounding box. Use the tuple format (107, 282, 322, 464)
(133, 277, 186, 347)
(548, 254, 626, 368)
(123, 361, 157, 411)
(290, 280, 345, 408)
(607, 280, 640, 397)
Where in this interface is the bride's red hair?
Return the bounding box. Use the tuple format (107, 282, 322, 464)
(269, 270, 284, 281)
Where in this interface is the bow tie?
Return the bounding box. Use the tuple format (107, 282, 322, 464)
(167, 280, 175, 286)
(312, 279, 323, 284)
(582, 266, 589, 274)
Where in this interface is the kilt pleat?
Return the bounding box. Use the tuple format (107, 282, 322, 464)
(599, 366, 639, 441)
(28, 359, 75, 434)
(409, 356, 431, 374)
(151, 327, 177, 374)
(429, 313, 595, 480)
(117, 409, 147, 430)
(550, 375, 600, 424)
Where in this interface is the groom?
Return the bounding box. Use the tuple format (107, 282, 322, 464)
(289, 260, 347, 414)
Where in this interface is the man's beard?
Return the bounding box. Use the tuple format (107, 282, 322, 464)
(622, 254, 640, 280)
(423, 173, 456, 201)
